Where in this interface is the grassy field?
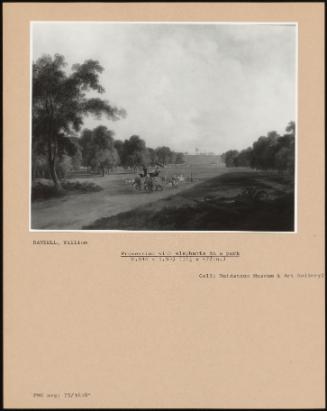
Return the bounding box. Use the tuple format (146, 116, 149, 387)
(31, 164, 232, 230)
(83, 171, 294, 231)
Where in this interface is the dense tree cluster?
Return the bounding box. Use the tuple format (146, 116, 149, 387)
(79, 126, 118, 176)
(32, 54, 184, 186)
(32, 53, 126, 189)
(222, 122, 295, 174)
(79, 130, 185, 173)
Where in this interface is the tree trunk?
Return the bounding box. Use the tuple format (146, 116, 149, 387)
(49, 158, 62, 191)
(47, 137, 63, 191)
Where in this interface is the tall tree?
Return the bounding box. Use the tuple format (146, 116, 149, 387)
(79, 129, 94, 171)
(285, 121, 295, 134)
(222, 150, 239, 167)
(122, 135, 149, 170)
(155, 146, 173, 166)
(234, 147, 252, 167)
(91, 126, 119, 175)
(32, 54, 126, 189)
(80, 126, 119, 175)
(113, 140, 124, 166)
(251, 132, 280, 170)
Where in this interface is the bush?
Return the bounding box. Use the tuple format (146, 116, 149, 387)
(32, 179, 103, 202)
(62, 180, 103, 193)
(31, 181, 65, 201)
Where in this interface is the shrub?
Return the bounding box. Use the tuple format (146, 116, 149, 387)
(32, 179, 103, 202)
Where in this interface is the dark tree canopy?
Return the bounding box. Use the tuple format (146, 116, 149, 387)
(121, 135, 149, 170)
(222, 122, 295, 174)
(79, 126, 119, 175)
(155, 146, 173, 166)
(32, 54, 126, 188)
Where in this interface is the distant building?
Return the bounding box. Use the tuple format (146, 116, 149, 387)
(184, 153, 225, 167)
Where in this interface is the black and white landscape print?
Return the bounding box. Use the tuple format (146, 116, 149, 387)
(31, 23, 296, 231)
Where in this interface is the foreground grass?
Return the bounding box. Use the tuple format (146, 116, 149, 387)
(83, 171, 294, 231)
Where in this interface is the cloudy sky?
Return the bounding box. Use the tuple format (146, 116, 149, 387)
(32, 23, 296, 154)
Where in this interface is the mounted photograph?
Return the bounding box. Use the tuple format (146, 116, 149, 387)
(30, 22, 297, 231)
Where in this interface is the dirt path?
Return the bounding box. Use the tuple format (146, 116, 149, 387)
(31, 177, 201, 230)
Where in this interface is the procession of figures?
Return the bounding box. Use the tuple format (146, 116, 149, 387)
(125, 165, 185, 193)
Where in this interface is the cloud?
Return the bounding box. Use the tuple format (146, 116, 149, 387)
(33, 23, 296, 153)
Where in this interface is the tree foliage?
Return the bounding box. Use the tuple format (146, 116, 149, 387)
(32, 54, 187, 184)
(221, 150, 239, 167)
(80, 126, 119, 175)
(121, 135, 149, 170)
(32, 54, 126, 188)
(222, 122, 295, 174)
